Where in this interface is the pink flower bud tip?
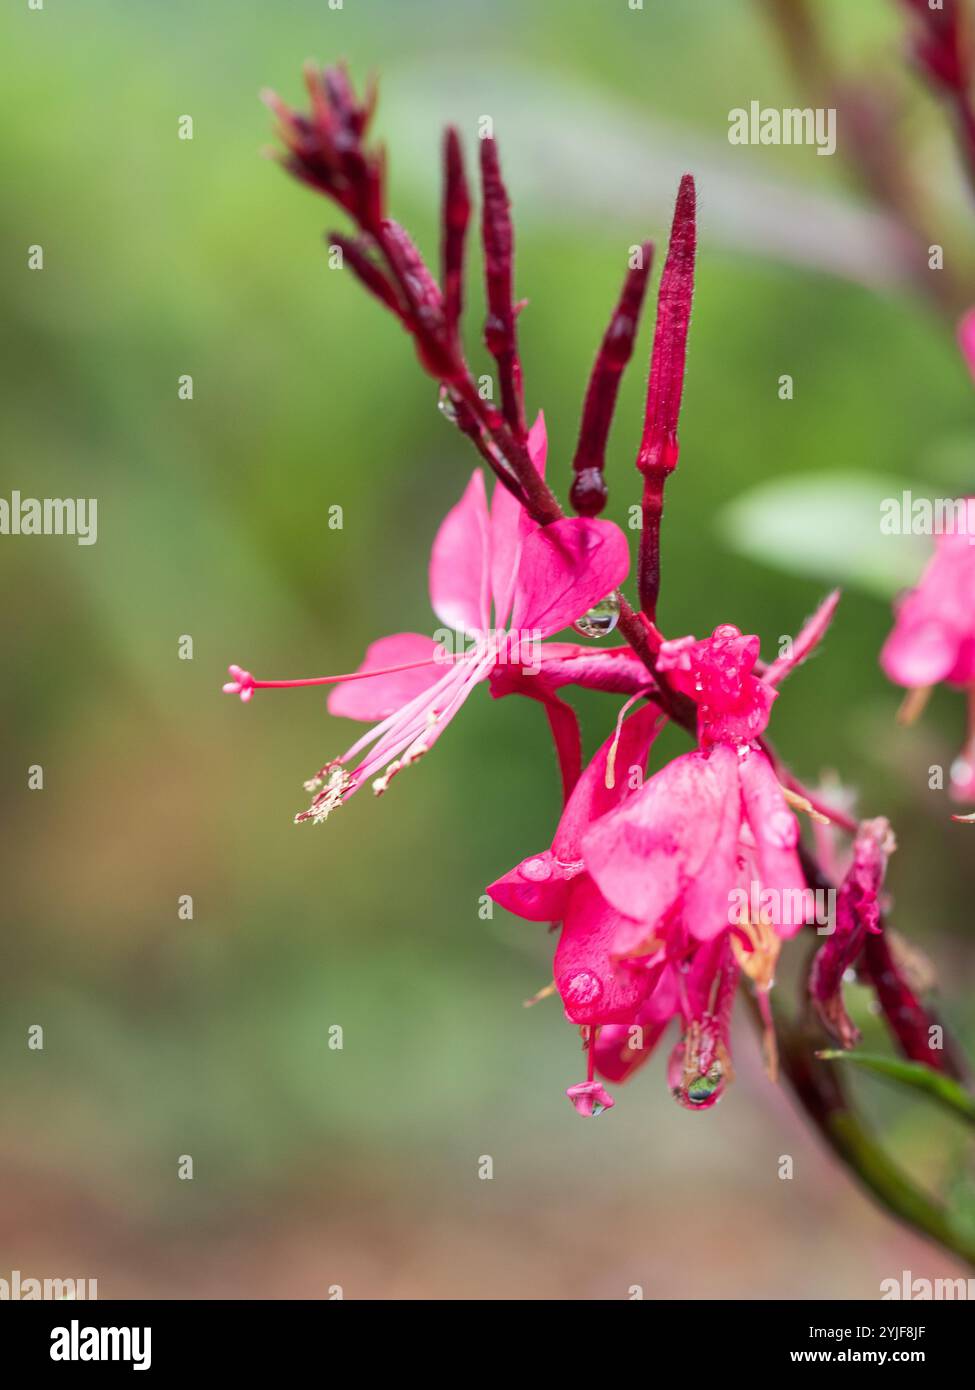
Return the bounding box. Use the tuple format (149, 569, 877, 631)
(565, 1080, 615, 1117)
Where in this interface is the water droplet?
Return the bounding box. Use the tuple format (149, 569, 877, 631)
(569, 466, 608, 517)
(684, 1062, 724, 1106)
(572, 592, 620, 639)
(437, 386, 458, 423)
(520, 855, 552, 882)
(561, 970, 603, 1008)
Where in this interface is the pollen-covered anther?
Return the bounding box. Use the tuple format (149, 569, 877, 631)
(294, 765, 352, 825)
(302, 758, 346, 796)
(780, 784, 831, 826)
(732, 917, 782, 991)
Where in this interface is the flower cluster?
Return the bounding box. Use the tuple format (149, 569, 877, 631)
(224, 63, 959, 1120)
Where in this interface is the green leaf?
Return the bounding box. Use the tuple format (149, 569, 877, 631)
(817, 1050, 975, 1125)
(719, 473, 930, 599)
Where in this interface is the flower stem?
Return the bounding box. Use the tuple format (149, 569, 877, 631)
(769, 1001, 975, 1268)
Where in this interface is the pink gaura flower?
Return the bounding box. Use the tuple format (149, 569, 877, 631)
(880, 505, 975, 800)
(490, 608, 839, 1114)
(582, 626, 808, 951)
(224, 413, 632, 820)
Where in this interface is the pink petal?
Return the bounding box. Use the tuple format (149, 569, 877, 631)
(594, 970, 679, 1084)
(489, 410, 547, 627)
(880, 614, 960, 687)
(554, 878, 654, 1026)
(553, 703, 662, 862)
(678, 768, 744, 940)
(429, 469, 491, 636)
(737, 749, 806, 936)
(508, 517, 630, 639)
(764, 589, 841, 685)
(326, 632, 442, 721)
(582, 745, 739, 946)
(486, 705, 660, 922)
(487, 850, 577, 922)
(491, 643, 651, 698)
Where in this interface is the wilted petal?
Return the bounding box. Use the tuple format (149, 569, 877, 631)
(565, 1079, 615, 1117)
(810, 817, 895, 1046)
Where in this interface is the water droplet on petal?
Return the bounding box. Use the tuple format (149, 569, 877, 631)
(561, 970, 603, 1008)
(520, 855, 552, 882)
(572, 592, 620, 639)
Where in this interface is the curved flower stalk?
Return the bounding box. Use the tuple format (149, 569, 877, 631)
(224, 59, 975, 1265)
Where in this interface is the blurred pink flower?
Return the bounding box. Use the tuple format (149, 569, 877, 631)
(881, 524, 975, 690)
(960, 308, 975, 382)
(880, 507, 975, 801)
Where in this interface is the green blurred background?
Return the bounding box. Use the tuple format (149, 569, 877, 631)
(2, 0, 974, 1298)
